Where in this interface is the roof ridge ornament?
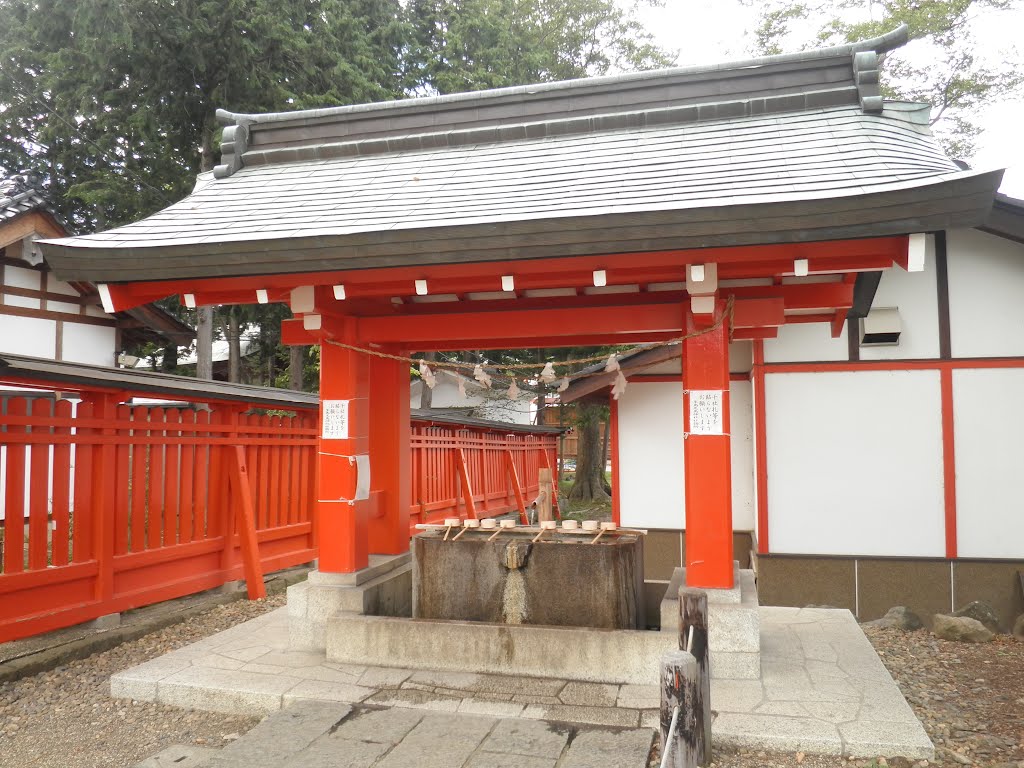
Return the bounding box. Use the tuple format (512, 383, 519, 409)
(853, 51, 883, 113)
(214, 123, 250, 179)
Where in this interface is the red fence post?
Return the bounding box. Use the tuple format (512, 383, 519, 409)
(89, 392, 121, 604)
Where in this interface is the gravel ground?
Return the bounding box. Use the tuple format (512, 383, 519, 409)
(0, 594, 284, 768)
(1, 597, 1021, 768)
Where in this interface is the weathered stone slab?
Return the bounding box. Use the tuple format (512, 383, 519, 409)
(478, 718, 570, 759)
(558, 729, 654, 768)
(218, 700, 351, 764)
(131, 744, 218, 768)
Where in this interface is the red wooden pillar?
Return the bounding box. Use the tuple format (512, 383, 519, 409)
(368, 348, 411, 554)
(317, 319, 370, 573)
(683, 300, 734, 589)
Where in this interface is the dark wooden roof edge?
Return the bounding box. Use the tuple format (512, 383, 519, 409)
(216, 26, 907, 129)
(0, 353, 319, 409)
(0, 353, 564, 434)
(120, 304, 196, 346)
(43, 167, 1003, 284)
(559, 344, 682, 403)
(978, 193, 1024, 245)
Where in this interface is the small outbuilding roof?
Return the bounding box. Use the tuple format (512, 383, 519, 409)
(980, 194, 1024, 245)
(0, 173, 54, 223)
(41, 25, 1002, 284)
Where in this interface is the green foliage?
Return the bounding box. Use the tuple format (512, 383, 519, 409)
(0, 0, 406, 230)
(405, 0, 673, 94)
(740, 0, 1024, 157)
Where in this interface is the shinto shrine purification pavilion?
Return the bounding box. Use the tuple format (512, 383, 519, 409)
(41, 25, 1004, 636)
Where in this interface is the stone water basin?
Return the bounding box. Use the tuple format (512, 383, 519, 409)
(411, 527, 644, 629)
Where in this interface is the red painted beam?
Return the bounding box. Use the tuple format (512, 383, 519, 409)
(101, 237, 908, 307)
(732, 298, 785, 328)
(733, 327, 779, 340)
(725, 283, 854, 311)
(357, 303, 683, 345)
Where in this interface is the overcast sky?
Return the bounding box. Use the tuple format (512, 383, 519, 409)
(633, 1, 1024, 198)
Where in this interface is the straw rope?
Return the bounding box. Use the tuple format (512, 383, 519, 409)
(322, 295, 735, 385)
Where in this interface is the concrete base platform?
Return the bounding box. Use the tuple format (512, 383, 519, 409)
(660, 563, 761, 680)
(287, 557, 411, 650)
(111, 605, 934, 760)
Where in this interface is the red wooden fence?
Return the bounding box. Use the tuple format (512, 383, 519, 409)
(0, 379, 559, 643)
(0, 391, 318, 643)
(409, 422, 558, 526)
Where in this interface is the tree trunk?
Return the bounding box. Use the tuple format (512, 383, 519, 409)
(289, 345, 306, 390)
(600, 411, 612, 495)
(196, 307, 214, 380)
(195, 119, 216, 382)
(419, 351, 436, 409)
(227, 309, 241, 383)
(160, 342, 177, 373)
(567, 401, 610, 502)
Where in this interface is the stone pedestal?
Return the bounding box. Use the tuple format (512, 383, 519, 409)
(287, 553, 411, 651)
(660, 561, 760, 680)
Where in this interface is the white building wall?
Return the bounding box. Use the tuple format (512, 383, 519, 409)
(859, 238, 940, 361)
(0, 315, 56, 358)
(616, 380, 754, 531)
(947, 228, 1024, 358)
(764, 369, 946, 557)
(763, 322, 848, 363)
(62, 324, 116, 366)
(952, 368, 1024, 559)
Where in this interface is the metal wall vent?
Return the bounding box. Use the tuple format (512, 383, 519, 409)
(859, 307, 901, 346)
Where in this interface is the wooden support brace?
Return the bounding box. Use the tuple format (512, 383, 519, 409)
(539, 448, 561, 519)
(228, 445, 267, 600)
(504, 450, 528, 524)
(455, 448, 478, 519)
(537, 467, 554, 523)
(679, 588, 711, 765)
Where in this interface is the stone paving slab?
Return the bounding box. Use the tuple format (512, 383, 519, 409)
(115, 605, 934, 761)
(134, 704, 652, 768)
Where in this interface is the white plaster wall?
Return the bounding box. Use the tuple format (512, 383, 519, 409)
(3, 294, 40, 309)
(764, 369, 945, 557)
(4, 266, 40, 290)
(61, 324, 116, 365)
(729, 380, 755, 532)
(859, 241, 940, 361)
(49, 301, 80, 315)
(952, 368, 1024, 559)
(616, 380, 754, 531)
(763, 322, 849, 363)
(48, 279, 80, 297)
(947, 228, 1024, 358)
(0, 315, 55, 358)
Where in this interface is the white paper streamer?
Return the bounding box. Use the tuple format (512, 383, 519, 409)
(457, 377, 467, 399)
(473, 364, 492, 388)
(419, 360, 436, 389)
(611, 371, 628, 400)
(507, 379, 521, 400)
(539, 361, 556, 384)
(557, 377, 570, 393)
(604, 354, 620, 373)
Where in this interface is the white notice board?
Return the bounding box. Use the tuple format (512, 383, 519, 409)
(322, 400, 349, 440)
(688, 390, 723, 435)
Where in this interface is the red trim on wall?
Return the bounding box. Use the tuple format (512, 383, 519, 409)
(752, 341, 769, 555)
(610, 396, 620, 526)
(764, 357, 1024, 374)
(940, 368, 958, 559)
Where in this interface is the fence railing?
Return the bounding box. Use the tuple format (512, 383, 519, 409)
(0, 390, 318, 643)
(0, 356, 560, 643)
(409, 422, 558, 526)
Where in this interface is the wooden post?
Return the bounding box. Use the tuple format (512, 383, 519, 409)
(679, 588, 710, 765)
(660, 650, 698, 768)
(537, 467, 553, 523)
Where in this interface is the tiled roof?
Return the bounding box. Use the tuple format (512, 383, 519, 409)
(0, 173, 51, 223)
(40, 26, 1003, 283)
